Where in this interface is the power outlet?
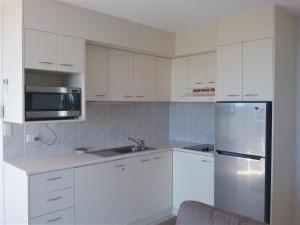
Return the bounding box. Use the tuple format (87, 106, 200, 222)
(26, 134, 40, 143)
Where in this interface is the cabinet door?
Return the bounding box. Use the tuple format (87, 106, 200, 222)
(173, 151, 214, 210)
(187, 54, 206, 89)
(57, 35, 85, 73)
(217, 43, 243, 101)
(171, 57, 188, 101)
(75, 160, 128, 225)
(127, 155, 153, 223)
(108, 49, 134, 101)
(206, 52, 217, 88)
(86, 45, 108, 101)
(156, 57, 171, 102)
(25, 29, 57, 71)
(243, 38, 273, 101)
(151, 152, 172, 215)
(134, 54, 157, 101)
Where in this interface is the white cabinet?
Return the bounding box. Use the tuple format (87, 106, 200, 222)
(127, 152, 172, 222)
(206, 52, 217, 88)
(173, 151, 214, 210)
(134, 53, 157, 101)
(57, 35, 85, 73)
(156, 57, 171, 101)
(108, 49, 134, 101)
(25, 29, 57, 71)
(243, 38, 273, 101)
(187, 54, 206, 89)
(217, 43, 243, 101)
(31, 208, 74, 225)
(75, 160, 129, 225)
(86, 45, 108, 101)
(171, 57, 188, 100)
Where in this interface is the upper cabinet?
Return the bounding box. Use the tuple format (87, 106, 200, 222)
(171, 57, 188, 101)
(156, 57, 171, 102)
(86, 45, 108, 101)
(133, 54, 157, 101)
(243, 38, 273, 101)
(25, 29, 85, 73)
(217, 39, 273, 101)
(57, 35, 85, 73)
(108, 49, 134, 101)
(206, 52, 217, 88)
(25, 29, 57, 71)
(187, 54, 206, 89)
(217, 43, 243, 101)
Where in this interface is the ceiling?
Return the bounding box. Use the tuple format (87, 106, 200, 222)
(59, 0, 300, 32)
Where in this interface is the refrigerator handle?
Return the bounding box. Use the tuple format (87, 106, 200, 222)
(216, 150, 264, 161)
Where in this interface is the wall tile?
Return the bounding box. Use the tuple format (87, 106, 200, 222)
(3, 123, 24, 159)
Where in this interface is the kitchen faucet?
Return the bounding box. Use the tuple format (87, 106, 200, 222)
(128, 137, 145, 150)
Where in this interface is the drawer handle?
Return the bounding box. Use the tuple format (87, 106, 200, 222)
(47, 177, 62, 181)
(208, 81, 215, 84)
(141, 159, 151, 162)
(201, 160, 211, 163)
(60, 63, 74, 67)
(96, 94, 106, 97)
(195, 82, 204, 84)
(39, 61, 54, 65)
(244, 94, 259, 97)
(115, 164, 126, 168)
(46, 217, 62, 223)
(123, 95, 132, 98)
(153, 157, 161, 160)
(227, 94, 239, 97)
(47, 196, 62, 202)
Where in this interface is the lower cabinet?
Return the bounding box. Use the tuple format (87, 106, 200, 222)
(30, 207, 74, 225)
(173, 151, 214, 210)
(75, 151, 172, 225)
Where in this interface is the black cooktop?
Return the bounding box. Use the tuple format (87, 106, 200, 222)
(183, 144, 214, 152)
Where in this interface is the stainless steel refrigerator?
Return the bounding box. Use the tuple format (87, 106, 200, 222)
(215, 102, 272, 223)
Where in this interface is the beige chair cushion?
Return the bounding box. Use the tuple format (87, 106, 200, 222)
(176, 201, 267, 225)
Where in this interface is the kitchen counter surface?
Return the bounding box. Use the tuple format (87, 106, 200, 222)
(4, 140, 214, 175)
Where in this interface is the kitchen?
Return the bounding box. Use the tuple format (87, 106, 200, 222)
(0, 0, 298, 225)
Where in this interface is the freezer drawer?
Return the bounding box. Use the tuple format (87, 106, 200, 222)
(216, 102, 270, 157)
(215, 152, 265, 222)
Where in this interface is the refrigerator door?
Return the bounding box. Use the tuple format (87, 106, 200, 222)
(216, 102, 268, 157)
(215, 152, 265, 222)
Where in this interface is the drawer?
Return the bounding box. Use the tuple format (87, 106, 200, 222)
(31, 207, 74, 224)
(30, 188, 74, 218)
(30, 169, 74, 196)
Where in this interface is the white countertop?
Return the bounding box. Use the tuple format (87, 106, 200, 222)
(4, 140, 214, 175)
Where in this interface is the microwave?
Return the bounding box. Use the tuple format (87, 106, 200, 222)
(25, 86, 81, 121)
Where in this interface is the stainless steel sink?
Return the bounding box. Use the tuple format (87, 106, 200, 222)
(88, 146, 157, 157)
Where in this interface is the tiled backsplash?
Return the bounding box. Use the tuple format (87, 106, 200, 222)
(3, 102, 215, 160)
(169, 103, 215, 144)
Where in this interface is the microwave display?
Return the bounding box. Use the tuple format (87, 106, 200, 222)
(25, 86, 81, 121)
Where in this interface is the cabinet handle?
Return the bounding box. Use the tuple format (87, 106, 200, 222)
(201, 160, 211, 163)
(195, 82, 204, 85)
(47, 177, 62, 181)
(153, 157, 161, 160)
(227, 94, 239, 97)
(136, 96, 145, 98)
(60, 63, 74, 67)
(46, 217, 62, 223)
(244, 94, 259, 97)
(47, 196, 62, 202)
(208, 81, 215, 84)
(123, 95, 132, 98)
(95, 94, 106, 97)
(141, 159, 151, 162)
(3, 79, 8, 85)
(115, 164, 126, 168)
(39, 61, 54, 65)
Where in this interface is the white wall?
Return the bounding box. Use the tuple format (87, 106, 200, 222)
(175, 21, 217, 56)
(294, 18, 300, 225)
(23, 0, 175, 58)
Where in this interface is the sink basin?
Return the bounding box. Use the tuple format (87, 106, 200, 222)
(89, 146, 157, 157)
